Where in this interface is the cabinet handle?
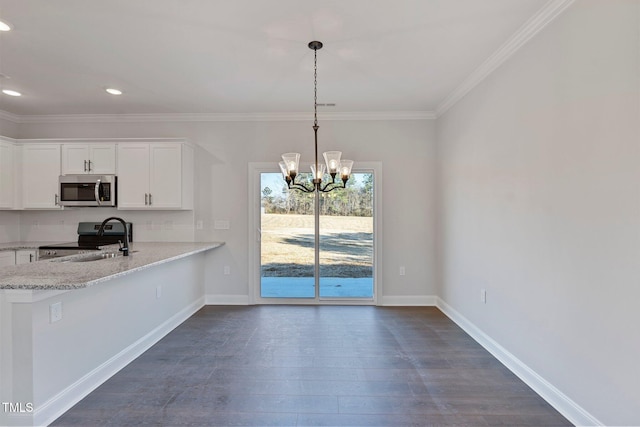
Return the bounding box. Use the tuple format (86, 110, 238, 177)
(84, 160, 88, 172)
(145, 193, 148, 205)
(55, 194, 59, 206)
(30, 254, 34, 263)
(88, 160, 92, 172)
(149, 194, 152, 205)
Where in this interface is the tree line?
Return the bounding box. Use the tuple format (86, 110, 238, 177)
(262, 173, 373, 217)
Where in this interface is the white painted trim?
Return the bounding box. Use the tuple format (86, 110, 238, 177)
(0, 3, 574, 125)
(18, 137, 187, 144)
(380, 295, 437, 306)
(0, 109, 20, 123)
(35, 296, 205, 427)
(247, 162, 382, 306)
(436, 297, 602, 427)
(0, 110, 435, 124)
(205, 294, 250, 305)
(436, 0, 576, 117)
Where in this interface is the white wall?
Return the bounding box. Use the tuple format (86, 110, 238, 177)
(436, 1, 639, 425)
(0, 211, 20, 242)
(16, 118, 438, 302)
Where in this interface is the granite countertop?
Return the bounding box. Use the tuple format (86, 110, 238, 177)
(0, 242, 65, 251)
(0, 242, 224, 290)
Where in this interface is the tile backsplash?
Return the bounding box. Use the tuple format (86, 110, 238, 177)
(0, 211, 21, 242)
(1, 208, 195, 243)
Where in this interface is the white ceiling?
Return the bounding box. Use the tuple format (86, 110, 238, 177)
(0, 0, 553, 117)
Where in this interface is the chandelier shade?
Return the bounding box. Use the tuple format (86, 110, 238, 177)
(279, 41, 353, 193)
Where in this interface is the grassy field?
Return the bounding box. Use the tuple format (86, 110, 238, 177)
(261, 213, 373, 278)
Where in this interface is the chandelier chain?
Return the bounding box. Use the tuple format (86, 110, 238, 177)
(313, 47, 318, 127)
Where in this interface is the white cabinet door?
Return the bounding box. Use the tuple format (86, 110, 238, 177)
(0, 141, 15, 208)
(23, 144, 62, 209)
(89, 144, 116, 174)
(15, 250, 36, 264)
(61, 145, 89, 174)
(117, 144, 150, 209)
(149, 144, 182, 208)
(117, 142, 192, 210)
(0, 251, 15, 267)
(61, 144, 116, 175)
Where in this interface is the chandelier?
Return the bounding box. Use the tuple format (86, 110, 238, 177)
(280, 41, 353, 193)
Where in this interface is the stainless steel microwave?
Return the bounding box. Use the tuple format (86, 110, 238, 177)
(58, 175, 117, 207)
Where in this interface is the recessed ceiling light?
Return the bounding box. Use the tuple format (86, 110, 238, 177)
(105, 88, 123, 95)
(2, 89, 21, 97)
(0, 20, 12, 32)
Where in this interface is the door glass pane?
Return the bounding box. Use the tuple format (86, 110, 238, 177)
(260, 172, 315, 298)
(319, 173, 374, 298)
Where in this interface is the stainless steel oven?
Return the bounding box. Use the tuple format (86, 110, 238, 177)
(58, 175, 116, 207)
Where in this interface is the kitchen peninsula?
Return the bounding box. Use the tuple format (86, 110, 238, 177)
(0, 241, 223, 427)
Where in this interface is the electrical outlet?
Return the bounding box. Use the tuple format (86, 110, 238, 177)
(214, 220, 230, 230)
(481, 289, 487, 303)
(399, 266, 406, 276)
(50, 302, 63, 323)
(224, 266, 230, 275)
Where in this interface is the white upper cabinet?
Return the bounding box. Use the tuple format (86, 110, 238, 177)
(61, 143, 116, 175)
(116, 144, 150, 209)
(0, 139, 16, 209)
(117, 142, 193, 210)
(0, 137, 191, 210)
(22, 144, 62, 209)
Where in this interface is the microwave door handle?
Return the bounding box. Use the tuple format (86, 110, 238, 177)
(94, 179, 102, 205)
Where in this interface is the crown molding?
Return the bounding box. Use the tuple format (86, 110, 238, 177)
(0, 110, 436, 124)
(436, 0, 576, 117)
(0, 109, 21, 123)
(0, 0, 573, 125)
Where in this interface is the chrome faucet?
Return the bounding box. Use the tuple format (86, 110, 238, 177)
(97, 217, 130, 256)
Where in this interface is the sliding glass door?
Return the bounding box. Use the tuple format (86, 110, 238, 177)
(319, 173, 373, 298)
(260, 172, 315, 298)
(259, 171, 374, 301)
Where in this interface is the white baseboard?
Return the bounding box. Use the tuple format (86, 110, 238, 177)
(380, 295, 437, 306)
(203, 294, 439, 306)
(205, 294, 250, 305)
(35, 297, 205, 427)
(436, 297, 602, 427)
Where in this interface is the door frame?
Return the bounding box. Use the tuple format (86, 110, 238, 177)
(248, 162, 383, 305)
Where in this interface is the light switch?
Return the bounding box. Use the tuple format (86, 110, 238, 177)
(214, 220, 230, 230)
(50, 302, 63, 323)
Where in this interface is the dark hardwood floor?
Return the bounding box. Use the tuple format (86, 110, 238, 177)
(52, 306, 572, 426)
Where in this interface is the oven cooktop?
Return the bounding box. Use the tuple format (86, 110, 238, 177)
(38, 221, 133, 259)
